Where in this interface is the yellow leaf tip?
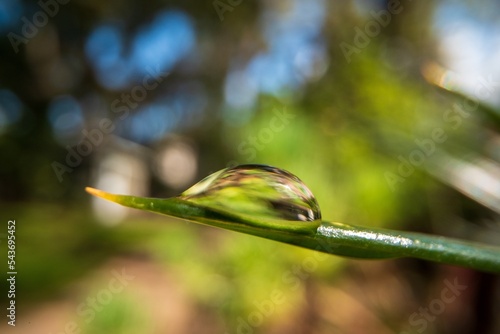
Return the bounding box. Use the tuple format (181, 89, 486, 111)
(85, 187, 115, 201)
(85, 186, 100, 196)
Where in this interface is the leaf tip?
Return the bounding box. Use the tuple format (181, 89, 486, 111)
(85, 187, 117, 202)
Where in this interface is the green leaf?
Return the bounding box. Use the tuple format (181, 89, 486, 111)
(86, 186, 500, 273)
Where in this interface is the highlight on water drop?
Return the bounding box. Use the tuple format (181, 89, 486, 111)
(179, 164, 321, 222)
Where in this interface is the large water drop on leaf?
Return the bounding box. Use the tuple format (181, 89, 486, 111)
(178, 164, 321, 221)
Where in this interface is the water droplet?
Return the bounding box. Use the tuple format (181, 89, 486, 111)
(179, 164, 321, 221)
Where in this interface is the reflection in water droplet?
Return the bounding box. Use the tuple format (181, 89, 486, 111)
(179, 164, 321, 221)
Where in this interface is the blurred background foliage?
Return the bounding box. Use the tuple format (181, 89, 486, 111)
(1, 0, 500, 333)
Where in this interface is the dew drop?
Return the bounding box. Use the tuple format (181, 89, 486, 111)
(178, 164, 321, 221)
